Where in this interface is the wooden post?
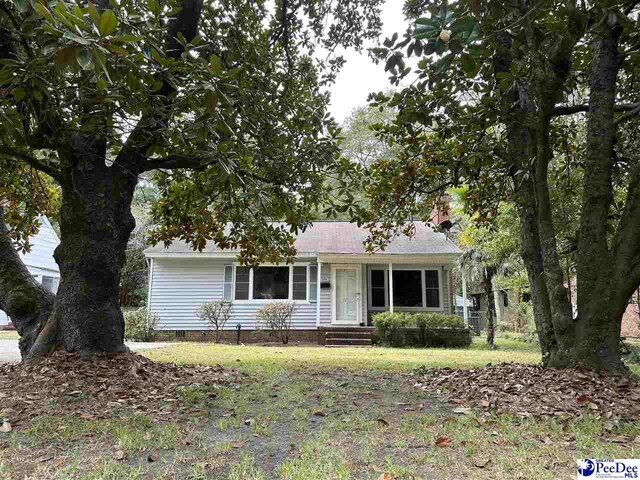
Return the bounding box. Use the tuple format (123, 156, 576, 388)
(316, 261, 322, 327)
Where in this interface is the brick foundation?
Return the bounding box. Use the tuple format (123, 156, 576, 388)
(152, 329, 320, 344)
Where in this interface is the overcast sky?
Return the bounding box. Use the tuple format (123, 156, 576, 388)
(328, 1, 408, 123)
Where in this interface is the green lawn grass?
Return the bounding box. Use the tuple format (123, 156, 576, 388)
(146, 337, 542, 373)
(3, 336, 638, 479)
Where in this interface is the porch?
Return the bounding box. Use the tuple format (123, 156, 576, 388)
(314, 254, 457, 331)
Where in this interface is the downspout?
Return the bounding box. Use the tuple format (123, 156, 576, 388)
(316, 256, 321, 327)
(146, 257, 154, 313)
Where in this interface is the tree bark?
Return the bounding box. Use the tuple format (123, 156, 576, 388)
(574, 24, 626, 373)
(50, 133, 138, 356)
(484, 266, 496, 348)
(0, 208, 56, 359)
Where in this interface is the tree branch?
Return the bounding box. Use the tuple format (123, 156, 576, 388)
(552, 102, 640, 116)
(116, 0, 204, 171)
(0, 146, 62, 182)
(614, 103, 640, 125)
(142, 155, 217, 171)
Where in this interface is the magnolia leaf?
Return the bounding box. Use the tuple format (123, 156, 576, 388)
(111, 34, 141, 43)
(13, 0, 29, 13)
(63, 31, 93, 46)
(107, 45, 128, 55)
(11, 87, 26, 102)
(206, 92, 218, 113)
(87, 2, 100, 24)
(98, 10, 117, 37)
(76, 49, 95, 70)
(55, 47, 75, 66)
(0, 421, 12, 433)
(210, 54, 223, 75)
(461, 53, 477, 76)
(435, 436, 451, 448)
(34, 2, 50, 17)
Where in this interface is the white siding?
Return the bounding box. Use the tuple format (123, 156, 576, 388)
(148, 259, 455, 331)
(149, 258, 329, 330)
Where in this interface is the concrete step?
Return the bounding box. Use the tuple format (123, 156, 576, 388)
(325, 338, 373, 346)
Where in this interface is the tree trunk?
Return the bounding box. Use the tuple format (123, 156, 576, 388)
(50, 133, 138, 357)
(484, 266, 496, 348)
(573, 25, 626, 373)
(0, 208, 55, 359)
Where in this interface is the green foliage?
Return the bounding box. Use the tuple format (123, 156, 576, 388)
(123, 308, 158, 342)
(256, 302, 297, 344)
(0, 0, 385, 264)
(372, 312, 470, 348)
(197, 300, 233, 343)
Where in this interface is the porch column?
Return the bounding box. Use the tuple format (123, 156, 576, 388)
(462, 273, 469, 324)
(316, 260, 322, 327)
(388, 263, 394, 313)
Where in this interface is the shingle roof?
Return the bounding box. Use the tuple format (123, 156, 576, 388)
(145, 221, 460, 256)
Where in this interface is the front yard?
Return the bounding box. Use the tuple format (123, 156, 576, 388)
(1, 339, 638, 479)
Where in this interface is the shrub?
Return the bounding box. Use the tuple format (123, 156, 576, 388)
(256, 302, 297, 344)
(124, 308, 159, 342)
(197, 301, 233, 343)
(372, 311, 471, 348)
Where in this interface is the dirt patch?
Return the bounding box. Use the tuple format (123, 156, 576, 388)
(0, 351, 241, 429)
(415, 362, 640, 421)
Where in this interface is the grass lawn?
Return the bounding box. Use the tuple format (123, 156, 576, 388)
(0, 331, 18, 339)
(1, 338, 638, 479)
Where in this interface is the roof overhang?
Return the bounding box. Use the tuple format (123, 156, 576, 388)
(144, 251, 319, 259)
(318, 253, 460, 266)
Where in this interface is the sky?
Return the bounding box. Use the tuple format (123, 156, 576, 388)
(328, 1, 408, 123)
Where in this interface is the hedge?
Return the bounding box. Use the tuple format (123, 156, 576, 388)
(372, 312, 471, 348)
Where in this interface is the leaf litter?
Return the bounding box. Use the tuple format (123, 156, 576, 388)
(0, 351, 241, 429)
(414, 362, 640, 422)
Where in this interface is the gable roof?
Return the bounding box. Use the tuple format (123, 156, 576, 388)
(145, 221, 460, 257)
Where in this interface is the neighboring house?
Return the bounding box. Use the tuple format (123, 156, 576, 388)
(0, 217, 60, 329)
(144, 221, 461, 343)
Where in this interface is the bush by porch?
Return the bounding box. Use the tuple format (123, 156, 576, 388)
(373, 312, 472, 348)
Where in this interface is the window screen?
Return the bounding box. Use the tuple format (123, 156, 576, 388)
(425, 270, 440, 308)
(392, 270, 423, 307)
(223, 265, 233, 301)
(371, 269, 386, 307)
(234, 267, 250, 300)
(309, 265, 318, 302)
(292, 266, 307, 300)
(253, 267, 289, 300)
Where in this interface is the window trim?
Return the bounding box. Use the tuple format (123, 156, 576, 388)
(231, 263, 312, 304)
(367, 266, 444, 312)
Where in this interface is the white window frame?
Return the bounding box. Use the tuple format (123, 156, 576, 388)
(368, 266, 444, 312)
(231, 263, 312, 303)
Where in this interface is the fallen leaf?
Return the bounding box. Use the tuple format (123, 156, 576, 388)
(453, 407, 471, 415)
(480, 400, 490, 408)
(244, 418, 254, 426)
(0, 422, 11, 433)
(312, 411, 327, 417)
(474, 458, 491, 468)
(113, 450, 125, 461)
(377, 418, 389, 427)
(147, 453, 160, 463)
(36, 454, 54, 463)
(435, 436, 451, 448)
(377, 474, 394, 480)
(576, 394, 591, 405)
(451, 399, 465, 405)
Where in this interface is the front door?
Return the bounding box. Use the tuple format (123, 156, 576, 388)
(332, 266, 361, 324)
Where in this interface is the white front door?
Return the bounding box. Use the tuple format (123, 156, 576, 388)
(332, 265, 361, 324)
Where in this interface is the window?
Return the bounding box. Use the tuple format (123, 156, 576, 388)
(393, 270, 423, 307)
(253, 267, 289, 300)
(371, 269, 386, 307)
(223, 265, 233, 301)
(235, 267, 250, 300)
(232, 264, 313, 302)
(309, 265, 318, 302)
(41, 276, 59, 294)
(292, 266, 307, 300)
(369, 267, 442, 310)
(424, 270, 440, 308)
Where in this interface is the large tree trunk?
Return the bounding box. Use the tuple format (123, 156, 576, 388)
(50, 133, 138, 356)
(0, 208, 55, 359)
(574, 25, 626, 373)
